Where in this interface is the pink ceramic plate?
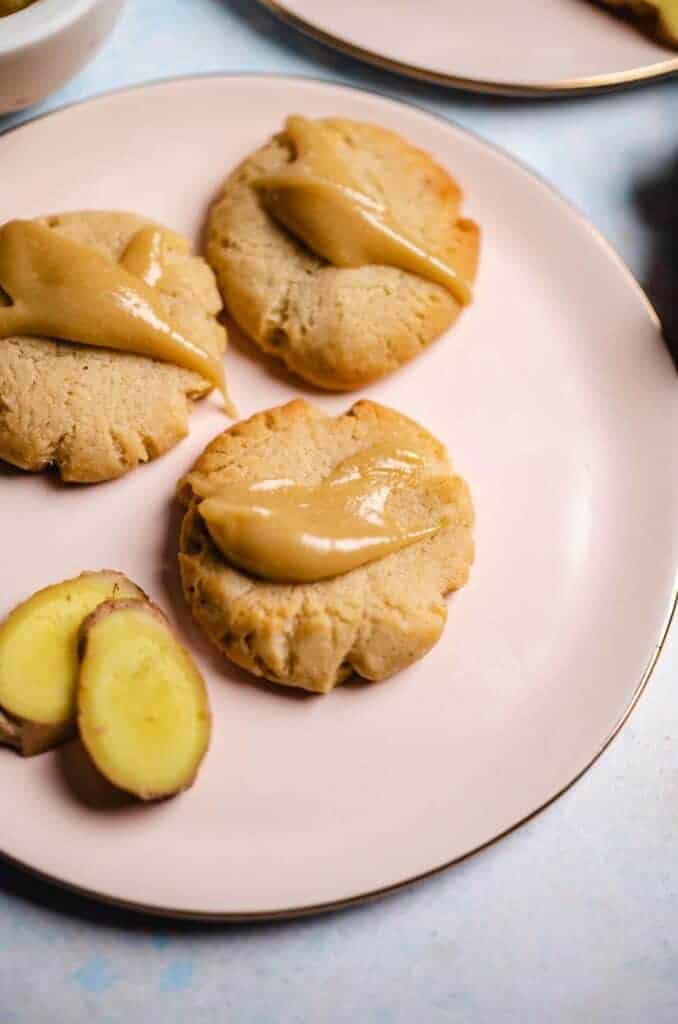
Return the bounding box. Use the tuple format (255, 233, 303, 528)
(260, 0, 678, 94)
(0, 76, 676, 919)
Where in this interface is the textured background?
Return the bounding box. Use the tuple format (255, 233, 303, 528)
(1, 2, 677, 1021)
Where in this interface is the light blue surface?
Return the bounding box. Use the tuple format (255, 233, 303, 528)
(1, 3, 676, 1021)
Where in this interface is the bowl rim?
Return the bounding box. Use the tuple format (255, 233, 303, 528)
(0, 0, 108, 55)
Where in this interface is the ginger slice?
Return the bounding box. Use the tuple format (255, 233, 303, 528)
(0, 571, 144, 756)
(77, 600, 211, 801)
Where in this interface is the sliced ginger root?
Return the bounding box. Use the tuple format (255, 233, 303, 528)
(0, 571, 144, 756)
(78, 600, 211, 801)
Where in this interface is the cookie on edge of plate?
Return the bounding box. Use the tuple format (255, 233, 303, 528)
(206, 117, 480, 391)
(0, 211, 227, 483)
(177, 399, 474, 694)
(596, 0, 678, 44)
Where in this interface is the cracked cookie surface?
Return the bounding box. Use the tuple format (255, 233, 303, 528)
(0, 211, 227, 483)
(177, 399, 474, 694)
(206, 118, 480, 391)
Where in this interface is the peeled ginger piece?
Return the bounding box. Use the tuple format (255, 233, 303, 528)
(78, 600, 211, 800)
(0, 571, 144, 756)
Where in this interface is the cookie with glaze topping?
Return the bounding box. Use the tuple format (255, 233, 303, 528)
(177, 399, 474, 694)
(206, 117, 479, 391)
(0, 211, 227, 483)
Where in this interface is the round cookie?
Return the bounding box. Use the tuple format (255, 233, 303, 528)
(206, 117, 480, 391)
(178, 399, 474, 694)
(0, 211, 227, 483)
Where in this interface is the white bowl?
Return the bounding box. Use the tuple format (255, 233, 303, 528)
(0, 0, 126, 115)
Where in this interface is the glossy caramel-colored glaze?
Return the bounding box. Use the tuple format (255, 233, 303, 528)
(254, 116, 472, 306)
(196, 444, 445, 582)
(0, 220, 227, 397)
(119, 226, 184, 286)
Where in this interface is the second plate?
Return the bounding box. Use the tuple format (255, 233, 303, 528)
(260, 0, 678, 94)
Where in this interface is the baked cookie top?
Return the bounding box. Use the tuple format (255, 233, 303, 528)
(0, 211, 227, 483)
(206, 117, 479, 391)
(178, 399, 474, 694)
